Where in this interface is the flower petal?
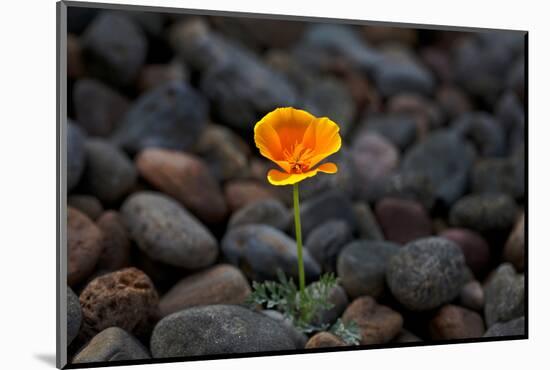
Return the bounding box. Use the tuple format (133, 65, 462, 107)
(266, 162, 338, 186)
(301, 117, 342, 168)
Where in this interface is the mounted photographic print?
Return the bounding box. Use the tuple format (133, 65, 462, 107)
(56, 1, 527, 368)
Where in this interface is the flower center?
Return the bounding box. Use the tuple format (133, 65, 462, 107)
(283, 142, 314, 174)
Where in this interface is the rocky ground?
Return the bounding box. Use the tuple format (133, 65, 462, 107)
(65, 7, 526, 365)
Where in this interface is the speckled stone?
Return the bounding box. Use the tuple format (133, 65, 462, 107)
(67, 287, 82, 345)
(429, 304, 485, 340)
(305, 332, 346, 348)
(484, 264, 524, 327)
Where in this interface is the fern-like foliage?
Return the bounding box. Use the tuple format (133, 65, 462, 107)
(247, 270, 361, 344)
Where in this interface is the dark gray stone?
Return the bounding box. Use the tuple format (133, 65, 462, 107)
(472, 158, 523, 198)
(111, 81, 208, 154)
(353, 202, 384, 241)
(221, 224, 320, 282)
(73, 327, 150, 363)
(338, 240, 400, 299)
(452, 112, 506, 157)
(67, 121, 86, 192)
(484, 316, 525, 337)
(312, 285, 349, 327)
(82, 139, 137, 204)
(305, 220, 353, 273)
(150, 305, 297, 357)
(484, 264, 524, 327)
(121, 192, 218, 269)
(262, 310, 308, 348)
(67, 287, 81, 346)
(386, 237, 467, 311)
(449, 193, 518, 234)
(374, 57, 435, 97)
(299, 190, 357, 237)
(68, 195, 103, 221)
(362, 113, 417, 151)
(401, 130, 475, 208)
(228, 199, 289, 231)
(82, 12, 147, 86)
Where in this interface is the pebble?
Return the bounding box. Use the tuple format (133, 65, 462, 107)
(228, 198, 290, 231)
(387, 93, 444, 135)
(337, 240, 400, 299)
(67, 195, 103, 220)
(261, 310, 308, 348)
(429, 304, 485, 340)
(484, 264, 524, 327)
(79, 267, 159, 339)
(459, 281, 485, 312)
(449, 193, 518, 235)
(95, 211, 131, 273)
(305, 332, 346, 348)
(67, 122, 86, 192)
(312, 285, 349, 327)
(436, 85, 472, 121)
(159, 264, 251, 318)
(451, 112, 506, 157)
(393, 329, 422, 343)
(386, 237, 467, 311)
(81, 12, 147, 86)
(73, 78, 130, 137)
(150, 305, 297, 357)
(484, 316, 525, 337)
(72, 327, 150, 363)
(305, 220, 353, 273)
(121, 192, 218, 269)
(361, 113, 417, 151)
(193, 124, 250, 181)
(136, 148, 227, 223)
(379, 172, 436, 210)
(351, 132, 399, 201)
(221, 224, 320, 282)
(67, 34, 85, 79)
(82, 139, 137, 204)
(401, 130, 475, 208)
(471, 158, 523, 198)
(224, 180, 275, 212)
(67, 207, 104, 287)
(299, 190, 357, 238)
(439, 228, 490, 278)
(111, 81, 209, 154)
(353, 202, 384, 241)
(503, 213, 525, 272)
(67, 287, 82, 345)
(342, 296, 403, 345)
(137, 62, 187, 93)
(375, 198, 432, 244)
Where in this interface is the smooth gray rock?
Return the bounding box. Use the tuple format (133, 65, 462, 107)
(67, 121, 86, 192)
(121, 192, 218, 269)
(338, 240, 400, 299)
(305, 220, 353, 273)
(221, 224, 320, 282)
(386, 237, 467, 311)
(484, 316, 525, 337)
(73, 327, 150, 363)
(67, 287, 81, 345)
(150, 305, 297, 357)
(228, 199, 289, 231)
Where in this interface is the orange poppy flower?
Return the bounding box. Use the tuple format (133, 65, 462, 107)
(254, 107, 342, 186)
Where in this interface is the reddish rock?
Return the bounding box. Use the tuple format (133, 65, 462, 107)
(375, 198, 432, 244)
(305, 332, 346, 348)
(503, 213, 525, 272)
(68, 207, 104, 287)
(439, 228, 490, 277)
(224, 180, 275, 212)
(95, 211, 131, 272)
(159, 264, 251, 317)
(136, 149, 227, 223)
(429, 304, 485, 340)
(137, 63, 187, 92)
(342, 296, 403, 345)
(79, 267, 159, 339)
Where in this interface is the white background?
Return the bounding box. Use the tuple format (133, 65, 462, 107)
(0, 0, 546, 368)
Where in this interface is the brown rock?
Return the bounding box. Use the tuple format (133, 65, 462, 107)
(79, 267, 159, 339)
(224, 180, 275, 212)
(136, 149, 227, 223)
(375, 198, 432, 244)
(429, 304, 485, 340)
(68, 207, 104, 287)
(305, 332, 346, 349)
(68, 195, 104, 220)
(159, 264, 251, 317)
(342, 296, 403, 345)
(95, 211, 131, 272)
(503, 213, 525, 272)
(137, 62, 187, 92)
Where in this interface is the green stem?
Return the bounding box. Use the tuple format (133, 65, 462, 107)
(293, 183, 306, 297)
